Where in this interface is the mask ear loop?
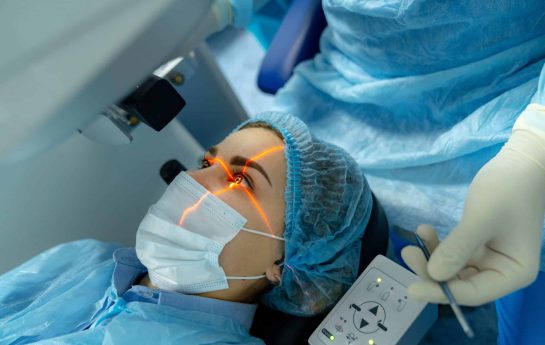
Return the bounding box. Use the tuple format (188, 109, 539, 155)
(240, 227, 285, 241)
(227, 274, 267, 280)
(226, 229, 285, 280)
(226, 260, 286, 281)
(226, 262, 286, 281)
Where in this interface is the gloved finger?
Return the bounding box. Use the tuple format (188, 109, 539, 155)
(443, 269, 521, 306)
(411, 267, 532, 306)
(407, 280, 449, 304)
(415, 224, 440, 253)
(407, 267, 479, 304)
(457, 266, 479, 280)
(427, 224, 484, 281)
(401, 246, 432, 280)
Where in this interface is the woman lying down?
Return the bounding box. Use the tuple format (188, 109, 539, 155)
(0, 112, 373, 344)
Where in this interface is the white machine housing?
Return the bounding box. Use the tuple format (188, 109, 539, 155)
(309, 255, 437, 345)
(0, 0, 232, 164)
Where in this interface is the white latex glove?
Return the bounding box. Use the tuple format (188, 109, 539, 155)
(402, 103, 545, 306)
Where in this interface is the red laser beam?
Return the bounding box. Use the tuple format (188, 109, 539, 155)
(241, 185, 273, 233)
(178, 190, 211, 225)
(179, 145, 284, 232)
(242, 145, 284, 174)
(211, 157, 234, 180)
(178, 185, 234, 225)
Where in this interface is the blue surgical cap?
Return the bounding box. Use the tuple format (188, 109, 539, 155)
(236, 111, 373, 316)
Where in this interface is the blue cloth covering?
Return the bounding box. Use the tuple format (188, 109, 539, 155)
(0, 239, 263, 345)
(496, 271, 545, 345)
(248, 0, 293, 49)
(237, 112, 373, 316)
(272, 0, 545, 269)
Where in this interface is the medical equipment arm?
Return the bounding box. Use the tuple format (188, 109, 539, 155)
(0, 0, 265, 164)
(402, 103, 545, 306)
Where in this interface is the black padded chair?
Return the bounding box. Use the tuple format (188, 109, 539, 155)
(250, 193, 390, 344)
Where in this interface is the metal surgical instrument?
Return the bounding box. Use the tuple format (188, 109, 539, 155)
(415, 234, 475, 339)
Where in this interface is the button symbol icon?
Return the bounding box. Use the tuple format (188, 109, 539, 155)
(396, 300, 407, 312)
(346, 332, 358, 344)
(380, 290, 390, 301)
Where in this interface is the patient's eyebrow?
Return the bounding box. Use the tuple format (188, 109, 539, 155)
(230, 155, 272, 187)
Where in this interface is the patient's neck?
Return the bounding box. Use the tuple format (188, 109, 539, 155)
(137, 274, 158, 289)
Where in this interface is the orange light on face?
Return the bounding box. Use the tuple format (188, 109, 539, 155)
(214, 186, 233, 197)
(178, 191, 211, 225)
(210, 157, 234, 180)
(241, 185, 272, 233)
(178, 186, 232, 225)
(242, 145, 284, 174)
(229, 176, 243, 189)
(179, 145, 283, 231)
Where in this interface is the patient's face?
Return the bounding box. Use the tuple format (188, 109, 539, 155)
(188, 127, 286, 300)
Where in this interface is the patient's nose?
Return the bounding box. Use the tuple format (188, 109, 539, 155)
(188, 166, 229, 193)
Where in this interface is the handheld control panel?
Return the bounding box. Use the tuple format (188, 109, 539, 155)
(309, 255, 437, 345)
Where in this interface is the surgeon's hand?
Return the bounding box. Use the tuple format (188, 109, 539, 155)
(402, 104, 545, 306)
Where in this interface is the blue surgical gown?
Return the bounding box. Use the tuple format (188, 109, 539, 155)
(272, 0, 545, 269)
(0, 239, 264, 345)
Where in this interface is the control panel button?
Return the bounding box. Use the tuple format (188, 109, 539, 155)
(396, 300, 407, 312)
(308, 256, 438, 345)
(351, 301, 387, 334)
(321, 328, 334, 341)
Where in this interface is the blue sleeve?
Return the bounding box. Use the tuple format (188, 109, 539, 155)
(0, 239, 119, 318)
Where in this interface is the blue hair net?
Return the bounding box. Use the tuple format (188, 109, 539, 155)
(236, 111, 373, 316)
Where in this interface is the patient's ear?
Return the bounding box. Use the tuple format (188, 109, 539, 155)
(265, 264, 283, 286)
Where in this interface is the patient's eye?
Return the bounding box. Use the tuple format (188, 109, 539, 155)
(197, 156, 254, 190)
(198, 156, 213, 169)
(231, 169, 254, 190)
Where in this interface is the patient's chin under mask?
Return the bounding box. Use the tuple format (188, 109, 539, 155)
(135, 171, 285, 294)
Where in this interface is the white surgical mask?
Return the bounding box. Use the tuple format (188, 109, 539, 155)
(135, 171, 285, 294)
